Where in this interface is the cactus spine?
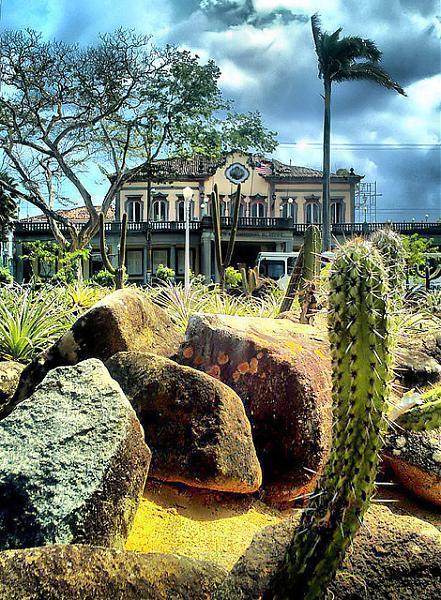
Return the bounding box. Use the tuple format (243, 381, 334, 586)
(99, 212, 128, 289)
(370, 228, 406, 307)
(394, 387, 441, 432)
(266, 239, 393, 600)
(211, 183, 241, 290)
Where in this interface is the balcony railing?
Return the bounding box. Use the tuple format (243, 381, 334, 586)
(14, 219, 441, 236)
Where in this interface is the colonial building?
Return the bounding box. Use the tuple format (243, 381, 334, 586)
(13, 152, 363, 283)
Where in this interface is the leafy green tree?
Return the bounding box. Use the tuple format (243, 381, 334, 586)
(310, 14, 406, 251)
(402, 233, 433, 269)
(0, 29, 276, 254)
(20, 241, 89, 284)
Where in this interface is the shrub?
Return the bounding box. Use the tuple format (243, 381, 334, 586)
(224, 266, 242, 288)
(90, 269, 115, 288)
(0, 266, 13, 285)
(155, 264, 175, 282)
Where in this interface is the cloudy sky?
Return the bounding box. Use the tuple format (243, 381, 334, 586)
(3, 0, 440, 221)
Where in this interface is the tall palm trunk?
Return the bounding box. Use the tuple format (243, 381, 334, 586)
(322, 78, 332, 251)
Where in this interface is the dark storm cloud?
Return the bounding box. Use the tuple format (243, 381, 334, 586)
(197, 0, 307, 30)
(366, 147, 440, 220)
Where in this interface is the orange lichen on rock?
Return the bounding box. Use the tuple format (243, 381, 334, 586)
(182, 346, 194, 359)
(237, 362, 250, 374)
(218, 352, 229, 365)
(249, 357, 258, 374)
(207, 364, 221, 378)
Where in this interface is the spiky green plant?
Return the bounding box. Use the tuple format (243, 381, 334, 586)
(370, 228, 406, 308)
(394, 386, 441, 432)
(0, 285, 74, 362)
(265, 239, 393, 600)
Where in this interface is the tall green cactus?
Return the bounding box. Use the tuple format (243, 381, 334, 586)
(99, 212, 128, 289)
(240, 266, 260, 296)
(280, 225, 321, 315)
(211, 183, 241, 290)
(394, 386, 441, 432)
(265, 239, 393, 600)
(279, 245, 304, 313)
(299, 225, 322, 323)
(302, 224, 321, 284)
(370, 228, 406, 307)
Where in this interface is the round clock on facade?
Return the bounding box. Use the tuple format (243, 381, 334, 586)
(225, 162, 250, 184)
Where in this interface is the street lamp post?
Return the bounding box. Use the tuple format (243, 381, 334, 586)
(183, 186, 193, 290)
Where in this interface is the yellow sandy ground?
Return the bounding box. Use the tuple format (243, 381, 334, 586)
(126, 480, 296, 570)
(126, 480, 441, 571)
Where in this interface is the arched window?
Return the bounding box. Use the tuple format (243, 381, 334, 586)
(176, 199, 194, 221)
(305, 200, 320, 224)
(250, 201, 266, 218)
(330, 200, 345, 224)
(227, 193, 246, 218)
(249, 195, 267, 218)
(126, 197, 143, 222)
(152, 197, 168, 222)
(280, 199, 297, 221)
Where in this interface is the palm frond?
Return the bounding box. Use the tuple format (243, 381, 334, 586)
(335, 62, 406, 95)
(336, 36, 382, 62)
(310, 13, 323, 54)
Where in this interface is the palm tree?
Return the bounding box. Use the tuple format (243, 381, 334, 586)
(311, 14, 406, 251)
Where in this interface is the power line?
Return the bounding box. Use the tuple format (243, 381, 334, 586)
(279, 142, 440, 150)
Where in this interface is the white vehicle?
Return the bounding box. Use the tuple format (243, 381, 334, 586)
(256, 251, 335, 290)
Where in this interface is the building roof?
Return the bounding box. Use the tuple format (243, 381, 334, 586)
(128, 153, 362, 183)
(127, 155, 220, 182)
(20, 205, 115, 223)
(268, 159, 362, 181)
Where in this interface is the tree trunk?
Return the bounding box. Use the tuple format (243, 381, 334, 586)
(322, 78, 332, 252)
(146, 178, 153, 284)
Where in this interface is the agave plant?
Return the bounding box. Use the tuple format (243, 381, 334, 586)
(0, 285, 74, 362)
(149, 281, 208, 333)
(63, 282, 105, 314)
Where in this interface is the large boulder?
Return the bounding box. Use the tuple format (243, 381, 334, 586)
(0, 545, 227, 600)
(9, 288, 181, 412)
(106, 352, 262, 493)
(0, 359, 151, 551)
(178, 314, 332, 503)
(215, 505, 441, 599)
(0, 361, 24, 418)
(395, 347, 441, 389)
(384, 427, 441, 507)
